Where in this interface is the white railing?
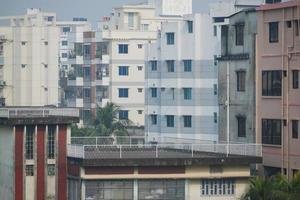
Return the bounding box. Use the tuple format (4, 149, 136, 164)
(67, 143, 262, 159)
(0, 107, 79, 118)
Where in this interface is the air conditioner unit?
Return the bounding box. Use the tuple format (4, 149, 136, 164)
(0, 80, 6, 85)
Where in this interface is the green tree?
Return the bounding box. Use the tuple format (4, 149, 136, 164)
(94, 102, 130, 137)
(71, 124, 96, 137)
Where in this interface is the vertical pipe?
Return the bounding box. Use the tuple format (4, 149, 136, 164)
(226, 61, 230, 156)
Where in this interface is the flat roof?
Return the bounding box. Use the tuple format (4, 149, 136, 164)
(257, 1, 297, 11)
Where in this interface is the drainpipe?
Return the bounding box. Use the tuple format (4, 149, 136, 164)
(226, 61, 230, 157)
(281, 7, 285, 177)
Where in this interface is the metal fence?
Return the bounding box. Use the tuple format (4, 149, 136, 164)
(67, 143, 262, 159)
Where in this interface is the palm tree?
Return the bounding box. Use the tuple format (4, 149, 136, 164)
(94, 102, 130, 137)
(242, 173, 300, 200)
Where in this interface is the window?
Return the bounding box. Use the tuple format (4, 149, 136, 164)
(119, 66, 129, 76)
(26, 126, 35, 160)
(214, 112, 218, 123)
(21, 41, 26, 45)
(62, 53, 68, 58)
(62, 41, 68, 46)
(141, 24, 149, 31)
(138, 88, 143, 93)
(86, 180, 133, 200)
(118, 44, 128, 54)
(183, 60, 192, 72)
(137, 66, 143, 71)
(151, 88, 157, 98)
(295, 20, 299, 36)
(262, 71, 282, 96)
(269, 22, 279, 43)
(128, 12, 134, 27)
(166, 32, 175, 45)
(201, 179, 235, 196)
(286, 21, 292, 28)
(266, 0, 282, 3)
(214, 84, 218, 95)
(236, 71, 246, 92)
(84, 88, 91, 99)
(150, 61, 157, 71)
(187, 21, 193, 33)
(0, 42, 3, 55)
(184, 116, 192, 128)
(47, 164, 55, 176)
(83, 67, 91, 81)
(119, 88, 129, 98)
(26, 165, 34, 176)
(137, 44, 143, 49)
(119, 110, 128, 120)
(150, 115, 157, 125)
(166, 60, 175, 72)
(262, 119, 282, 145)
(292, 120, 298, 139)
(21, 64, 26, 68)
(235, 24, 244, 46)
(183, 88, 192, 100)
(83, 44, 91, 58)
(237, 116, 246, 137)
(166, 115, 174, 127)
(138, 110, 143, 114)
(44, 41, 48, 45)
(62, 27, 71, 32)
(138, 180, 184, 200)
(171, 88, 175, 100)
(213, 25, 217, 36)
(47, 125, 56, 159)
(293, 70, 299, 89)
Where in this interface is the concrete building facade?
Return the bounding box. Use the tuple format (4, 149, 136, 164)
(217, 9, 258, 143)
(0, 9, 59, 107)
(0, 107, 79, 200)
(256, 0, 300, 179)
(145, 14, 218, 140)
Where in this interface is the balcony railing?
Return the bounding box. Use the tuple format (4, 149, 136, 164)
(0, 107, 79, 118)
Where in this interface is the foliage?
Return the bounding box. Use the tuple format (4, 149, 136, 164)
(71, 124, 96, 137)
(241, 173, 300, 200)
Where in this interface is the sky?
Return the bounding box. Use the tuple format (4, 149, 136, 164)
(0, 0, 219, 24)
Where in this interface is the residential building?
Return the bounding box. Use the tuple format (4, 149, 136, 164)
(0, 9, 59, 107)
(67, 137, 262, 200)
(145, 14, 218, 140)
(0, 107, 79, 200)
(256, 0, 300, 179)
(99, 0, 191, 128)
(217, 9, 258, 143)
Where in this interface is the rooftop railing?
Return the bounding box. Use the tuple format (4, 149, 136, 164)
(0, 107, 79, 118)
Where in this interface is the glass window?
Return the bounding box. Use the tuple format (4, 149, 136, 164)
(85, 180, 133, 200)
(262, 70, 282, 96)
(166, 115, 174, 127)
(119, 66, 129, 76)
(138, 44, 143, 49)
(138, 88, 143, 93)
(83, 67, 91, 81)
(74, 43, 83, 56)
(235, 24, 244, 46)
(84, 88, 91, 98)
(26, 126, 35, 160)
(119, 88, 129, 98)
(138, 179, 185, 200)
(26, 165, 34, 176)
(237, 116, 246, 137)
(183, 116, 192, 128)
(118, 44, 128, 54)
(183, 88, 192, 100)
(166, 60, 175, 72)
(187, 21, 193, 33)
(266, 0, 282, 3)
(151, 115, 157, 125)
(62, 27, 71, 32)
(83, 44, 91, 58)
(166, 32, 175, 45)
(183, 60, 192, 72)
(141, 24, 149, 31)
(237, 71, 246, 92)
(201, 179, 235, 196)
(150, 61, 157, 71)
(214, 84, 218, 95)
(213, 26, 217, 36)
(295, 20, 299, 36)
(0, 42, 3, 55)
(293, 70, 299, 89)
(128, 12, 134, 27)
(119, 110, 129, 120)
(214, 112, 218, 123)
(262, 119, 282, 145)
(269, 22, 279, 43)
(47, 125, 56, 159)
(62, 40, 68, 46)
(47, 164, 55, 176)
(62, 53, 68, 58)
(292, 120, 298, 139)
(151, 88, 157, 98)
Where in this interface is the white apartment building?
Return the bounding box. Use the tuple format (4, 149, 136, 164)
(145, 14, 218, 140)
(0, 8, 59, 107)
(99, 0, 191, 127)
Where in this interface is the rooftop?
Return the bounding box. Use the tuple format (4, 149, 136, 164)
(257, 0, 298, 11)
(0, 107, 79, 125)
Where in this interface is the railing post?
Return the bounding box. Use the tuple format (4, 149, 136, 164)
(156, 144, 158, 158)
(191, 144, 194, 158)
(96, 137, 98, 146)
(244, 143, 246, 156)
(120, 145, 122, 158)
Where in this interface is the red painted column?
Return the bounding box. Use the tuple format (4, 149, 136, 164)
(36, 125, 46, 200)
(57, 125, 67, 200)
(15, 125, 24, 200)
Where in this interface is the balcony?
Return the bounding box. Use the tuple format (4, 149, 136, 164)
(0, 97, 5, 107)
(68, 136, 262, 160)
(216, 53, 249, 61)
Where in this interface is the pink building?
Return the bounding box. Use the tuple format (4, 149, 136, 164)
(256, 0, 300, 179)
